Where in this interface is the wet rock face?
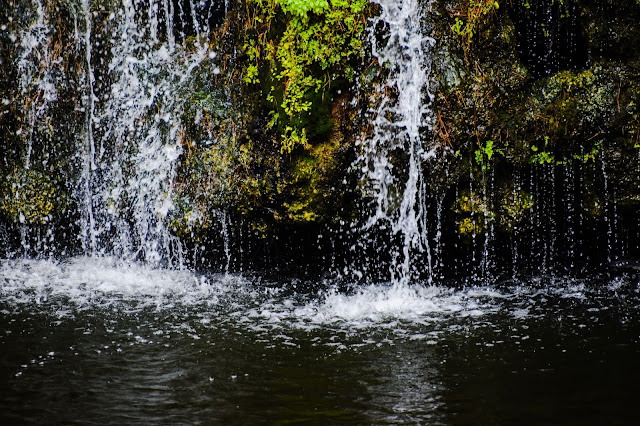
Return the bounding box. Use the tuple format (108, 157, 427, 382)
(433, 1, 639, 159)
(0, 170, 64, 225)
(1, 0, 639, 276)
(579, 0, 640, 64)
(507, 0, 589, 78)
(163, 0, 231, 41)
(423, 0, 640, 272)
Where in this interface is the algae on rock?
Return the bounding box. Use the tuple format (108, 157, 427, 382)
(0, 169, 67, 225)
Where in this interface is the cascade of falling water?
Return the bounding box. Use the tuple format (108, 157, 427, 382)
(434, 194, 444, 280)
(611, 177, 619, 260)
(511, 171, 521, 280)
(565, 164, 575, 268)
(12, 0, 67, 256)
(469, 171, 477, 267)
(480, 165, 491, 282)
(531, 165, 543, 272)
(578, 159, 585, 267)
(10, 0, 220, 265)
(359, 0, 436, 285)
(487, 166, 496, 280)
(452, 186, 460, 278)
(636, 150, 640, 256)
(541, 166, 549, 272)
(548, 163, 557, 268)
(76, 0, 212, 267)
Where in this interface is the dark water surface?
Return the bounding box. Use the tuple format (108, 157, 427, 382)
(2, 257, 640, 424)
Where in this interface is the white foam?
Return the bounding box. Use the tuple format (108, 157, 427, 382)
(0, 257, 221, 311)
(1, 258, 505, 332)
(0, 257, 504, 326)
(299, 285, 470, 325)
(2, 257, 633, 339)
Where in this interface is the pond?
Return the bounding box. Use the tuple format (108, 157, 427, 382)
(2, 257, 640, 424)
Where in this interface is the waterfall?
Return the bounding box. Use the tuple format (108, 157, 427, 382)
(77, 0, 210, 266)
(80, 0, 98, 254)
(10, 0, 217, 266)
(6, 0, 637, 278)
(359, 0, 436, 285)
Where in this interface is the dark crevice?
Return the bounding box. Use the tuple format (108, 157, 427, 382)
(507, 0, 589, 79)
(170, 0, 231, 41)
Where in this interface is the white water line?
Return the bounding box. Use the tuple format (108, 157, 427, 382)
(222, 211, 231, 275)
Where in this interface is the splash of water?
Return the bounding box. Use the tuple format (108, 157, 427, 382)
(359, 0, 436, 285)
(4, 256, 630, 342)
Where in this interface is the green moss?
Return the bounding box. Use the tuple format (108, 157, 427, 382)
(0, 169, 65, 225)
(498, 189, 534, 232)
(453, 190, 492, 235)
(284, 136, 340, 221)
(453, 187, 534, 236)
(539, 66, 617, 130)
(169, 86, 242, 241)
(450, 0, 500, 57)
(169, 197, 210, 241)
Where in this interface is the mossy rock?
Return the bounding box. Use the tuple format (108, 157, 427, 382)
(284, 137, 340, 222)
(452, 187, 534, 236)
(0, 169, 67, 225)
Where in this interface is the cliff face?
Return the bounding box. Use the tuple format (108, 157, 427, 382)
(1, 1, 639, 278)
(426, 0, 640, 275)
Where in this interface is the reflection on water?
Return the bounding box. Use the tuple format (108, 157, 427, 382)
(1, 258, 640, 423)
